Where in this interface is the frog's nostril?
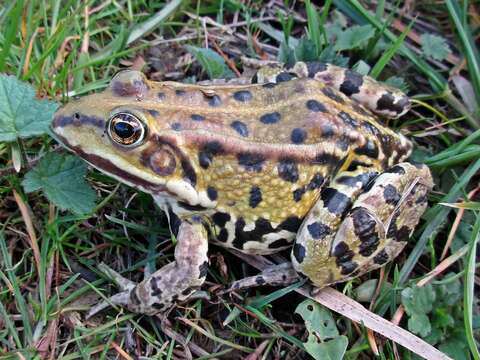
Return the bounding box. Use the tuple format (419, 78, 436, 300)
(73, 112, 80, 120)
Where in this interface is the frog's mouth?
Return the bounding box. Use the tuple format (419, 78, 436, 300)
(51, 127, 168, 195)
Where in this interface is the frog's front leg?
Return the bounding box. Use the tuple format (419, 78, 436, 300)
(88, 216, 209, 317)
(292, 163, 433, 288)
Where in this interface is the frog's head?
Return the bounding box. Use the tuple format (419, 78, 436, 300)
(51, 70, 204, 206)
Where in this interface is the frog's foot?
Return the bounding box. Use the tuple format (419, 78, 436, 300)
(225, 263, 298, 293)
(292, 163, 433, 288)
(87, 217, 209, 317)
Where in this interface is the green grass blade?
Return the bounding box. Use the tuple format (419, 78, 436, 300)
(127, 0, 183, 45)
(370, 17, 414, 78)
(0, 0, 23, 72)
(445, 0, 480, 113)
(464, 214, 480, 360)
(0, 231, 33, 344)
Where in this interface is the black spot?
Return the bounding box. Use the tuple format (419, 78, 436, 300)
(237, 152, 265, 172)
(233, 90, 253, 102)
(276, 72, 295, 82)
(383, 184, 401, 205)
(177, 202, 206, 211)
(217, 228, 228, 242)
(377, 92, 409, 114)
(260, 112, 281, 124)
(130, 290, 141, 305)
(198, 261, 209, 278)
(262, 82, 277, 89)
(373, 249, 389, 265)
(293, 244, 306, 263)
(305, 62, 328, 77)
(277, 158, 299, 183)
(362, 122, 381, 137)
(175, 89, 186, 96)
(307, 222, 331, 240)
(152, 303, 166, 310)
(336, 135, 350, 151)
(340, 261, 358, 275)
(352, 207, 379, 257)
(291, 128, 307, 144)
(338, 111, 359, 128)
(385, 165, 406, 175)
(388, 222, 410, 243)
(278, 216, 302, 232)
(212, 212, 231, 227)
(322, 87, 345, 103)
(181, 288, 193, 296)
(230, 120, 249, 137)
(320, 123, 335, 137)
(191, 114, 205, 121)
(269, 238, 291, 249)
(207, 94, 222, 107)
(181, 159, 197, 187)
(354, 140, 379, 158)
(148, 109, 159, 117)
(249, 186, 262, 208)
(312, 153, 341, 166)
(207, 186, 218, 201)
(255, 276, 266, 285)
(305, 99, 327, 113)
(158, 92, 166, 99)
(337, 172, 378, 188)
(307, 173, 325, 191)
(347, 160, 370, 172)
(321, 188, 352, 215)
(198, 141, 224, 169)
(293, 187, 305, 202)
(150, 277, 163, 297)
(339, 69, 363, 96)
(233, 217, 275, 248)
(171, 122, 182, 131)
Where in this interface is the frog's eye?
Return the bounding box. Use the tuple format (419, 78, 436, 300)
(107, 112, 146, 147)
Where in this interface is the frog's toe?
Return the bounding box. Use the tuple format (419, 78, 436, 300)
(97, 262, 136, 292)
(86, 290, 130, 319)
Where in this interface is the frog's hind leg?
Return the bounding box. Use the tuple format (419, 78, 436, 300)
(87, 216, 209, 317)
(253, 61, 410, 118)
(292, 163, 433, 288)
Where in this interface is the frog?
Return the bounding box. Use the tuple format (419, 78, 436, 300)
(50, 61, 433, 316)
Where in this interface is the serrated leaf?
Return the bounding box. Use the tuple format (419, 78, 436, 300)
(408, 312, 432, 337)
(0, 74, 58, 142)
(334, 25, 375, 51)
(185, 46, 234, 80)
(401, 284, 436, 315)
(22, 153, 96, 215)
(420, 33, 451, 61)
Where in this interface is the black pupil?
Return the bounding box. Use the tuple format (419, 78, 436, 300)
(114, 120, 134, 138)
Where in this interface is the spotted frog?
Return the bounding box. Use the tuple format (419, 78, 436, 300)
(51, 62, 433, 315)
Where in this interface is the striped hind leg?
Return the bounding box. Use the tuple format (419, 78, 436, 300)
(253, 61, 410, 118)
(292, 163, 433, 288)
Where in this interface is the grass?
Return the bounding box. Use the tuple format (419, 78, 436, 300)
(0, 1, 479, 359)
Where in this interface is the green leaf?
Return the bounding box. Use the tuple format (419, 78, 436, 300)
(22, 153, 96, 215)
(334, 25, 375, 51)
(401, 284, 436, 315)
(185, 46, 234, 80)
(420, 34, 451, 61)
(408, 313, 432, 337)
(0, 74, 58, 142)
(295, 300, 348, 360)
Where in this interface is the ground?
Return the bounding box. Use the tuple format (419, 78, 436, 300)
(0, 1, 479, 359)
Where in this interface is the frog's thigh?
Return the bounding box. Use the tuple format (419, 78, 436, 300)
(290, 62, 410, 118)
(127, 216, 209, 315)
(293, 163, 433, 288)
